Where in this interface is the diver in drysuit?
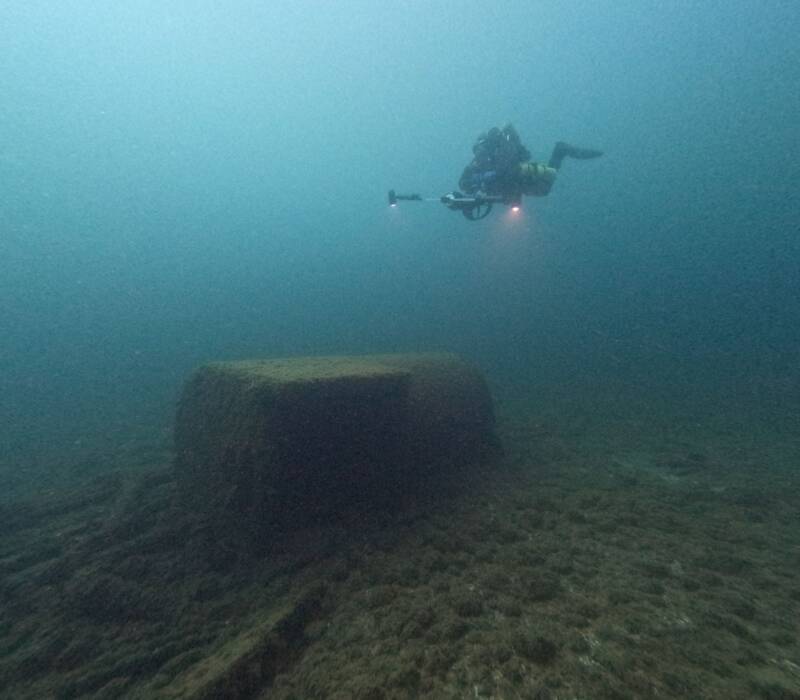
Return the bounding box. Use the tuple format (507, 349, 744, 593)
(458, 123, 603, 200)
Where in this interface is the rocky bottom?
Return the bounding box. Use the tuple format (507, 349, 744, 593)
(1, 397, 799, 699)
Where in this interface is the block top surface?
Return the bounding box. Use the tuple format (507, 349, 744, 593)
(202, 353, 457, 386)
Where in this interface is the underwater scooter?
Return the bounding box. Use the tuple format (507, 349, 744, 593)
(387, 189, 521, 221)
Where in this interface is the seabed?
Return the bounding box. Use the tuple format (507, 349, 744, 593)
(1, 387, 799, 699)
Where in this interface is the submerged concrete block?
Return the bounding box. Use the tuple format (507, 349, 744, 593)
(174, 353, 497, 528)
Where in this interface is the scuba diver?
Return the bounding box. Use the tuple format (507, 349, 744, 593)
(388, 123, 603, 220)
(458, 123, 603, 202)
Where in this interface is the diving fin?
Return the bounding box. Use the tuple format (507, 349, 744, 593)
(549, 141, 603, 169)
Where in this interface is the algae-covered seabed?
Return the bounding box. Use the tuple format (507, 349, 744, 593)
(1, 388, 799, 699)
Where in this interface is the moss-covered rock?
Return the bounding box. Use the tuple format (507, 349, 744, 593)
(174, 353, 498, 531)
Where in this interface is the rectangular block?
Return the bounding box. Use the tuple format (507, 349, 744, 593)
(174, 353, 497, 529)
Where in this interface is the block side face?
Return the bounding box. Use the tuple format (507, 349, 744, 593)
(266, 373, 412, 518)
(174, 365, 414, 526)
(174, 366, 278, 515)
(398, 356, 497, 458)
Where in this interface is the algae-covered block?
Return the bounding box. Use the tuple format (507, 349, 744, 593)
(174, 353, 496, 528)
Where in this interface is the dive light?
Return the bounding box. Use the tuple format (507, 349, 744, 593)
(388, 190, 422, 207)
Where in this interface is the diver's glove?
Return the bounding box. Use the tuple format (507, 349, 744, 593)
(470, 170, 498, 190)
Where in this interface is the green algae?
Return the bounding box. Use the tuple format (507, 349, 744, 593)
(151, 586, 323, 699)
(0, 394, 799, 699)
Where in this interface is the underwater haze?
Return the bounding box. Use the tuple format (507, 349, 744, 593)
(4, 3, 800, 698)
(3, 1, 799, 457)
